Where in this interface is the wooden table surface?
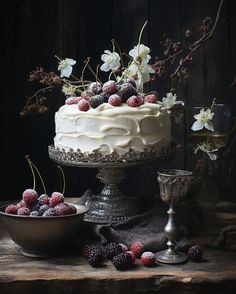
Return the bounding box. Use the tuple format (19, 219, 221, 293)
(0, 200, 236, 294)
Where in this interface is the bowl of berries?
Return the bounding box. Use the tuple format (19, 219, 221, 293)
(0, 157, 89, 258)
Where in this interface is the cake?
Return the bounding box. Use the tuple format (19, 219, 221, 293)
(54, 100, 172, 156)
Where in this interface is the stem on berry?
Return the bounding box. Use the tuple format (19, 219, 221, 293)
(29, 159, 47, 195)
(57, 166, 65, 195)
(25, 155, 36, 190)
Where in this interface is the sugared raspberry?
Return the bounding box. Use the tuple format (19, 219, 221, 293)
(22, 189, 38, 206)
(141, 252, 156, 267)
(78, 99, 90, 112)
(17, 207, 31, 216)
(54, 203, 70, 216)
(81, 90, 93, 100)
(16, 200, 29, 209)
(127, 96, 142, 107)
(38, 194, 50, 205)
(68, 204, 77, 214)
(137, 94, 144, 105)
(144, 94, 158, 104)
(102, 80, 118, 95)
(88, 82, 102, 95)
(119, 82, 137, 101)
(42, 208, 57, 217)
(108, 94, 122, 106)
(65, 97, 77, 105)
(49, 192, 64, 207)
(89, 95, 104, 108)
(30, 211, 40, 216)
(100, 92, 110, 103)
(5, 205, 18, 214)
(130, 241, 145, 258)
(39, 204, 50, 216)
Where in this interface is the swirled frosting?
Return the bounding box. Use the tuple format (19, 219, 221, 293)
(54, 103, 172, 155)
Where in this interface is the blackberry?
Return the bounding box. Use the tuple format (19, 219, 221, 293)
(82, 243, 104, 258)
(89, 82, 102, 95)
(103, 242, 122, 260)
(39, 204, 50, 216)
(113, 252, 133, 270)
(119, 82, 137, 102)
(87, 249, 104, 267)
(42, 207, 57, 217)
(89, 95, 104, 108)
(31, 200, 43, 212)
(188, 245, 203, 262)
(100, 92, 110, 103)
(30, 210, 40, 216)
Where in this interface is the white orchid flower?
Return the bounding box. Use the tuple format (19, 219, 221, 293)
(129, 44, 151, 64)
(161, 93, 184, 109)
(194, 143, 218, 161)
(191, 108, 214, 131)
(58, 58, 76, 78)
(100, 50, 121, 72)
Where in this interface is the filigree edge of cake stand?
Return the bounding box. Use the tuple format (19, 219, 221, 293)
(48, 143, 176, 224)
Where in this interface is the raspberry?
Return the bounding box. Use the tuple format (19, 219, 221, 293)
(30, 211, 40, 216)
(127, 95, 142, 107)
(39, 204, 50, 216)
(144, 94, 158, 104)
(81, 90, 93, 100)
(22, 189, 38, 206)
(16, 200, 29, 209)
(65, 97, 77, 105)
(42, 208, 57, 217)
(88, 249, 104, 267)
(17, 207, 31, 216)
(119, 243, 129, 252)
(137, 94, 144, 105)
(78, 99, 90, 112)
(102, 80, 118, 95)
(38, 194, 50, 205)
(119, 82, 137, 102)
(103, 242, 123, 260)
(130, 241, 145, 258)
(89, 95, 104, 108)
(83, 243, 104, 258)
(113, 252, 134, 270)
(141, 252, 156, 267)
(5, 205, 18, 214)
(188, 245, 203, 262)
(49, 192, 64, 207)
(108, 94, 122, 106)
(88, 82, 102, 95)
(100, 92, 110, 103)
(68, 204, 77, 214)
(54, 203, 70, 216)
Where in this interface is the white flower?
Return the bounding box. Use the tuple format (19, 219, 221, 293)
(58, 58, 76, 78)
(162, 93, 184, 109)
(194, 144, 218, 161)
(191, 108, 214, 131)
(129, 44, 151, 64)
(62, 84, 77, 96)
(100, 50, 121, 72)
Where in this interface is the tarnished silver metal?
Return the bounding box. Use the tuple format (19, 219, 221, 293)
(0, 204, 89, 258)
(48, 143, 175, 224)
(156, 169, 193, 264)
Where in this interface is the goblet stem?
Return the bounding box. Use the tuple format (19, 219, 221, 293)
(165, 204, 177, 253)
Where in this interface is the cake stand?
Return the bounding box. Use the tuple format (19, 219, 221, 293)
(48, 143, 175, 224)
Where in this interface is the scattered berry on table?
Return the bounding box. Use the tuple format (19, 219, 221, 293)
(42, 208, 57, 217)
(102, 80, 118, 95)
(89, 95, 104, 108)
(78, 99, 90, 112)
(119, 243, 129, 252)
(54, 203, 70, 216)
(130, 241, 145, 258)
(38, 194, 50, 205)
(22, 189, 38, 206)
(5, 205, 18, 214)
(113, 252, 134, 270)
(87, 248, 104, 267)
(126, 251, 136, 263)
(49, 192, 64, 207)
(188, 245, 204, 262)
(17, 207, 31, 216)
(141, 252, 156, 267)
(144, 94, 158, 104)
(103, 242, 123, 260)
(108, 94, 122, 106)
(82, 243, 104, 258)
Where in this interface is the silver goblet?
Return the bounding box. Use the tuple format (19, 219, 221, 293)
(156, 169, 193, 264)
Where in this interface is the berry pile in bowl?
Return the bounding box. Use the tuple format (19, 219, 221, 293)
(0, 157, 89, 258)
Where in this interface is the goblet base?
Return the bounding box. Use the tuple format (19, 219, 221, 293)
(156, 249, 188, 264)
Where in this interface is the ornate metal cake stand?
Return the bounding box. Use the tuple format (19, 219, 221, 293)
(48, 143, 175, 224)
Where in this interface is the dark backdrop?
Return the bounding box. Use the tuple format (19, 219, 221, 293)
(1, 0, 236, 201)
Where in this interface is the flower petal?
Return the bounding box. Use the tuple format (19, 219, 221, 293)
(66, 58, 76, 65)
(191, 120, 203, 131)
(204, 121, 214, 131)
(100, 63, 110, 72)
(60, 66, 72, 78)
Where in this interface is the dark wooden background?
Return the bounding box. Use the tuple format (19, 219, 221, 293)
(1, 0, 236, 201)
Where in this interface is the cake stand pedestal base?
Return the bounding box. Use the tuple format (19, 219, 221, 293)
(84, 167, 137, 223)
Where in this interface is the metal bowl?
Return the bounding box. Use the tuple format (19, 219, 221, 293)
(0, 203, 89, 258)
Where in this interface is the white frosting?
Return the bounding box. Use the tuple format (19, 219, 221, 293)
(54, 103, 172, 155)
